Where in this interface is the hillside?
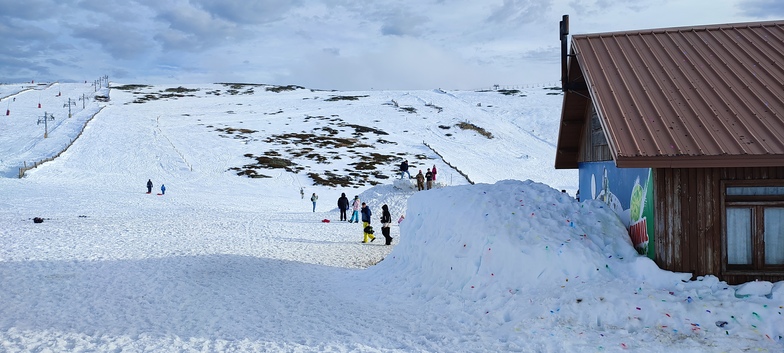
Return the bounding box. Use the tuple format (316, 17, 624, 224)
(0, 82, 781, 352)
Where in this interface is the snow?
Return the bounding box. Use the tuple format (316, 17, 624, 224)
(0, 82, 782, 352)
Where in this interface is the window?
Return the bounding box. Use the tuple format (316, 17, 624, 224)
(724, 183, 784, 271)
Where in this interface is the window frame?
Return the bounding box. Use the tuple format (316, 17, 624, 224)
(722, 180, 784, 274)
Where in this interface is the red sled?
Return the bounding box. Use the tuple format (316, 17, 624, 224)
(321, 219, 330, 223)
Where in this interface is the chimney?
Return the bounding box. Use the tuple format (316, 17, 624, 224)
(559, 15, 569, 91)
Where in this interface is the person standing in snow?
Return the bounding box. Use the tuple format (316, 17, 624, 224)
(300, 187, 304, 199)
(146, 179, 153, 194)
(349, 195, 361, 223)
(399, 160, 410, 179)
(415, 170, 425, 191)
(311, 193, 318, 212)
(425, 168, 433, 190)
(361, 202, 375, 243)
(432, 165, 437, 181)
(161, 184, 166, 195)
(337, 193, 349, 221)
(380, 204, 393, 245)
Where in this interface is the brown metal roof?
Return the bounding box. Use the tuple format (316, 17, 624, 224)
(556, 20, 784, 169)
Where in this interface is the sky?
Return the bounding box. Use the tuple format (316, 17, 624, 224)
(1, 0, 783, 90)
(0, 82, 782, 352)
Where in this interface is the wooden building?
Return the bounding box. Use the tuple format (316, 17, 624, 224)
(555, 18, 784, 284)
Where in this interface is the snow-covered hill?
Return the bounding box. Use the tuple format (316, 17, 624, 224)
(0, 82, 781, 352)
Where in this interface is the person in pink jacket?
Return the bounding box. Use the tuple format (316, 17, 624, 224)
(348, 195, 361, 223)
(432, 165, 437, 181)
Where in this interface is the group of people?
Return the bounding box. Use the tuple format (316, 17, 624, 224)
(415, 168, 436, 191)
(146, 179, 166, 195)
(303, 158, 441, 245)
(336, 192, 393, 245)
(400, 160, 437, 191)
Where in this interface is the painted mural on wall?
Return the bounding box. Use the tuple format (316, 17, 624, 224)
(578, 162, 654, 258)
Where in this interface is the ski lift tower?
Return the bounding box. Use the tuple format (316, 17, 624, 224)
(64, 98, 76, 118)
(37, 112, 55, 138)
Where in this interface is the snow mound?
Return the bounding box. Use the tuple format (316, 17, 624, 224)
(373, 180, 686, 295)
(354, 180, 783, 346)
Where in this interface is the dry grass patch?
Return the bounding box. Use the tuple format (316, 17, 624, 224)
(456, 122, 493, 139)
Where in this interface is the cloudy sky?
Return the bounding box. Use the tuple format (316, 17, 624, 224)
(1, 0, 782, 90)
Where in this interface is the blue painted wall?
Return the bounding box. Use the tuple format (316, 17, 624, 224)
(578, 161, 654, 258)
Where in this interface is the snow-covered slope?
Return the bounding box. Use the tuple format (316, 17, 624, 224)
(0, 83, 781, 352)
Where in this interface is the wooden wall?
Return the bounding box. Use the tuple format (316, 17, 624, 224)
(579, 103, 612, 163)
(653, 167, 784, 284)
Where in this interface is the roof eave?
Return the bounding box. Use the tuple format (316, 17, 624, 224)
(615, 155, 784, 169)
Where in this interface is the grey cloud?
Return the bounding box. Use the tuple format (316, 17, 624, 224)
(153, 5, 240, 52)
(44, 57, 77, 69)
(0, 21, 55, 43)
(0, 0, 64, 21)
(0, 54, 52, 81)
(521, 45, 561, 63)
(737, 0, 784, 17)
(153, 30, 205, 52)
(76, 0, 151, 22)
(566, 0, 656, 17)
(378, 10, 428, 37)
(486, 0, 552, 25)
(71, 21, 153, 59)
(190, 0, 302, 24)
(323, 47, 340, 56)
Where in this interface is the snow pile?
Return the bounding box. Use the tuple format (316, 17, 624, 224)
(354, 180, 783, 350)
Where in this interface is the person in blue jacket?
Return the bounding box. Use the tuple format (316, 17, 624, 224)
(361, 202, 375, 243)
(161, 184, 166, 195)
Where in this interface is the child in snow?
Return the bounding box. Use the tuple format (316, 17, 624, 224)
(349, 196, 361, 223)
(161, 184, 166, 195)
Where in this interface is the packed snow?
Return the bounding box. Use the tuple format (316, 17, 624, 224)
(0, 82, 782, 352)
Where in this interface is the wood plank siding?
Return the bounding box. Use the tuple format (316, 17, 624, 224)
(654, 167, 784, 284)
(579, 103, 612, 163)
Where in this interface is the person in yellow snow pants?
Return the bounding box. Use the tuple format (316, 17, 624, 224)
(363, 222, 375, 243)
(361, 202, 375, 243)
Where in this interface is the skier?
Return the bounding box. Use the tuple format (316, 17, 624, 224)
(146, 179, 153, 194)
(380, 204, 393, 245)
(161, 184, 166, 195)
(361, 202, 375, 243)
(337, 193, 349, 221)
(300, 187, 304, 199)
(349, 196, 361, 223)
(311, 193, 318, 212)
